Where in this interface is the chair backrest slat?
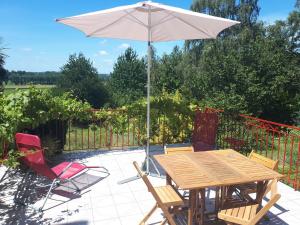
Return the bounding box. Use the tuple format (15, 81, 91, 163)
(15, 133, 42, 152)
(192, 110, 219, 151)
(249, 150, 279, 170)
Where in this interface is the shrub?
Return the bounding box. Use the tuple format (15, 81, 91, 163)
(0, 87, 92, 164)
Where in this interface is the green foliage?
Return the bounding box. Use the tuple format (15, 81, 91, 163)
(109, 47, 147, 106)
(59, 53, 109, 108)
(152, 46, 185, 94)
(0, 87, 92, 165)
(94, 91, 195, 144)
(1, 150, 24, 168)
(191, 0, 259, 27)
(196, 22, 299, 123)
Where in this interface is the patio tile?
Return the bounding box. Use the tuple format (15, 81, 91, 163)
(91, 195, 114, 208)
(115, 202, 143, 217)
(112, 192, 137, 205)
(98, 159, 120, 171)
(93, 218, 121, 225)
(132, 189, 153, 201)
(128, 179, 148, 191)
(91, 205, 118, 221)
(67, 208, 93, 224)
(137, 199, 156, 214)
(109, 183, 132, 194)
(119, 214, 144, 225)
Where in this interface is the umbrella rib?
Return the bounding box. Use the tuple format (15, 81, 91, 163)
(87, 11, 139, 37)
(171, 14, 214, 38)
(124, 9, 148, 28)
(151, 11, 175, 28)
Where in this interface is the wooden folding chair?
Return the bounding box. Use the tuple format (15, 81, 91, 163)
(218, 193, 281, 225)
(133, 161, 184, 225)
(233, 151, 278, 198)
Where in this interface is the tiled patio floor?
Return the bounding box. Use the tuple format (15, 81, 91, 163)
(0, 147, 300, 225)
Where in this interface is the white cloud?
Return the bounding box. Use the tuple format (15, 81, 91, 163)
(98, 50, 108, 56)
(21, 47, 32, 52)
(118, 43, 130, 49)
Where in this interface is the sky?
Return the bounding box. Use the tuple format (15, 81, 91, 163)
(0, 0, 297, 73)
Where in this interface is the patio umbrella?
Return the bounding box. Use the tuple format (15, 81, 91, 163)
(56, 1, 239, 181)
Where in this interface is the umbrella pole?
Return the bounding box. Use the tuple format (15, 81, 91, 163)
(145, 6, 160, 177)
(117, 42, 160, 184)
(118, 6, 161, 184)
(145, 42, 161, 177)
(146, 41, 150, 174)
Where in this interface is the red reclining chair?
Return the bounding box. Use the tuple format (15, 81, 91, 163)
(15, 133, 109, 211)
(192, 110, 219, 151)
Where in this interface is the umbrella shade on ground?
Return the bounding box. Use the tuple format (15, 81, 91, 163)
(56, 1, 240, 175)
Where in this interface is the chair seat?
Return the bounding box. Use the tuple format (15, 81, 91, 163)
(218, 204, 258, 224)
(52, 162, 87, 179)
(154, 185, 184, 207)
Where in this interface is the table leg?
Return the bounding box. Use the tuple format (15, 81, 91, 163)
(256, 180, 268, 207)
(215, 187, 220, 213)
(188, 190, 196, 225)
(166, 173, 171, 185)
(198, 189, 205, 225)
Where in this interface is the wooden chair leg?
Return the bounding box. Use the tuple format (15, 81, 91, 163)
(161, 205, 178, 225)
(160, 218, 168, 225)
(139, 203, 158, 225)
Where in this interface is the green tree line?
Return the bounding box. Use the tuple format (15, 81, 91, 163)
(7, 71, 62, 85)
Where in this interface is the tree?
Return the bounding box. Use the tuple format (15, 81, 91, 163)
(186, 0, 260, 61)
(296, 0, 300, 9)
(58, 53, 109, 108)
(191, 0, 259, 27)
(287, 1, 300, 53)
(152, 46, 185, 94)
(109, 47, 147, 106)
(193, 21, 299, 123)
(0, 40, 8, 91)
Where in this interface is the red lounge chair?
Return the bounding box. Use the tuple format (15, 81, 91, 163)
(15, 133, 109, 211)
(192, 110, 219, 151)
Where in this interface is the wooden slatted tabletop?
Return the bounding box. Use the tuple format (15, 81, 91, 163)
(154, 149, 284, 190)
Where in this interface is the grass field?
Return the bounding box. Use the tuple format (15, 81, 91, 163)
(4, 84, 55, 94)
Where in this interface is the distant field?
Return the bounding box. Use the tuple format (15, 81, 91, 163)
(4, 84, 55, 94)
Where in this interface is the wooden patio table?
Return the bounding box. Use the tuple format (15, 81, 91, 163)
(154, 149, 284, 225)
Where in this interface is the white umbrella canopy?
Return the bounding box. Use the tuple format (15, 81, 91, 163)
(57, 1, 239, 178)
(56, 1, 239, 42)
